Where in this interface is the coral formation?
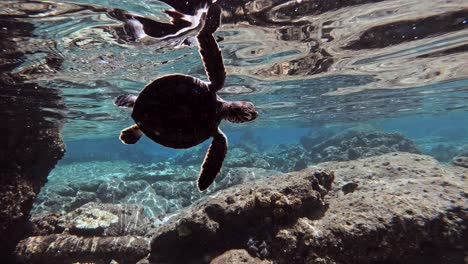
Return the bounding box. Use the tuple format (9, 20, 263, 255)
(301, 128, 420, 162)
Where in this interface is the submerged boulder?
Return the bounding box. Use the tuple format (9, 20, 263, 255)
(16, 234, 149, 264)
(15, 203, 154, 263)
(425, 143, 462, 162)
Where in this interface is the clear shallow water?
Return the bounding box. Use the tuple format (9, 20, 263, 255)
(1, 0, 467, 218)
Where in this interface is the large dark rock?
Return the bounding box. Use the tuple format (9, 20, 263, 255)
(0, 82, 65, 262)
(0, 15, 65, 261)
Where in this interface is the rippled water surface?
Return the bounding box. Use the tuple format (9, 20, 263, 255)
(1, 0, 467, 217)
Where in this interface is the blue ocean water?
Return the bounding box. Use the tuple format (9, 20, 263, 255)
(1, 0, 466, 219)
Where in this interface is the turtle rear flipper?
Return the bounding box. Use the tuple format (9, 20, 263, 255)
(198, 4, 225, 92)
(198, 128, 227, 191)
(115, 94, 137, 108)
(120, 124, 143, 144)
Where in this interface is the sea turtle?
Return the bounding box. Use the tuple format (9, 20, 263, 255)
(114, 4, 258, 191)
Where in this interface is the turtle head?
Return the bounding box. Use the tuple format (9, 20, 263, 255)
(223, 101, 258, 123)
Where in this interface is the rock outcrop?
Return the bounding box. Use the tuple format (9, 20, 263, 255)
(0, 15, 65, 261)
(16, 153, 466, 264)
(286, 152, 466, 264)
(147, 152, 465, 264)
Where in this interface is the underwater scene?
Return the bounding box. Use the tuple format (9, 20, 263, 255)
(0, 0, 467, 263)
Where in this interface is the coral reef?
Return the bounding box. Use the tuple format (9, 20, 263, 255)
(17, 153, 466, 263)
(301, 128, 420, 162)
(32, 129, 424, 221)
(422, 142, 468, 165)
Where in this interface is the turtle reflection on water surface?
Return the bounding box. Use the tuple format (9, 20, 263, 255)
(115, 4, 258, 191)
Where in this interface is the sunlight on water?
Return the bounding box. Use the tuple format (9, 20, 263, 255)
(1, 0, 466, 140)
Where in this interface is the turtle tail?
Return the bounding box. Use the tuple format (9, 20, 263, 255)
(115, 94, 137, 108)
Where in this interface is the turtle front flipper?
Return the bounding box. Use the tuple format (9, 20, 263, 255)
(120, 124, 143, 144)
(198, 128, 228, 191)
(198, 4, 226, 92)
(115, 94, 137, 108)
